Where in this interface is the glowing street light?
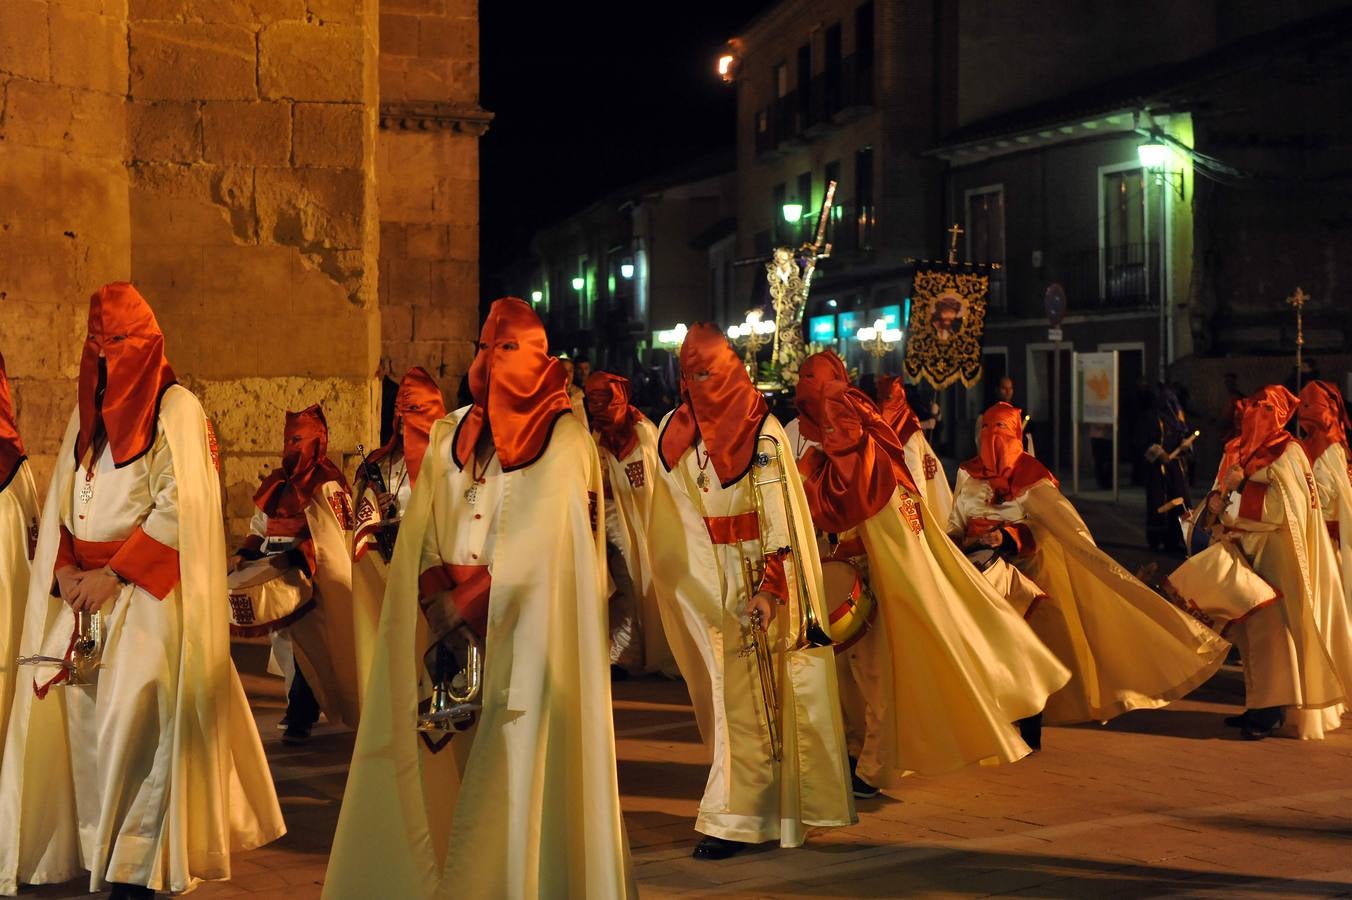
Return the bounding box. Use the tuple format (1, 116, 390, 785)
(620, 261, 635, 279)
(656, 323, 688, 347)
(781, 202, 804, 224)
(529, 290, 543, 304)
(855, 318, 903, 358)
(571, 276, 585, 291)
(728, 310, 776, 371)
(1136, 140, 1170, 169)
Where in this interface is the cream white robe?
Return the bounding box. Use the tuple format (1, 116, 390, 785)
(325, 408, 635, 899)
(0, 460, 39, 767)
(0, 388, 284, 895)
(649, 414, 855, 846)
(834, 485, 1069, 787)
(599, 418, 677, 676)
(1311, 443, 1352, 618)
(1220, 444, 1352, 739)
(950, 471, 1229, 724)
(351, 453, 412, 707)
(902, 429, 953, 523)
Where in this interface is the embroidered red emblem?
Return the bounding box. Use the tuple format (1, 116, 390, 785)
(923, 453, 938, 481)
(228, 593, 255, 625)
(27, 517, 39, 560)
(1306, 473, 1319, 510)
(205, 418, 221, 473)
(354, 496, 377, 529)
(625, 460, 646, 489)
(329, 490, 355, 530)
(900, 495, 924, 534)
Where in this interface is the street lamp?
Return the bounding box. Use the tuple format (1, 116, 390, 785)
(620, 261, 635, 279)
(727, 310, 777, 372)
(530, 290, 543, 304)
(1137, 136, 1184, 382)
(855, 318, 902, 369)
(1137, 139, 1184, 200)
(781, 202, 804, 224)
(571, 276, 585, 291)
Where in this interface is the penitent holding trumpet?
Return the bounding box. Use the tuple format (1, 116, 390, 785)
(648, 324, 855, 861)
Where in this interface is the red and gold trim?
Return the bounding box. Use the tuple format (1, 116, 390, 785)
(703, 511, 759, 545)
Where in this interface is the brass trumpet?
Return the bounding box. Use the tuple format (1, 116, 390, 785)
(18, 610, 103, 687)
(737, 433, 833, 762)
(417, 626, 483, 734)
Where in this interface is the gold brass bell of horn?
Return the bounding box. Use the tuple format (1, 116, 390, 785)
(418, 627, 484, 734)
(737, 433, 833, 762)
(17, 610, 104, 687)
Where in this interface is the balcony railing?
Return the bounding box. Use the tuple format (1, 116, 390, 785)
(1054, 242, 1160, 308)
(754, 54, 875, 156)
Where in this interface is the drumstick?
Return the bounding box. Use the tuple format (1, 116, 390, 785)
(1165, 430, 1202, 462)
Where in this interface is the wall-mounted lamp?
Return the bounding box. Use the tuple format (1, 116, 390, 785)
(1137, 139, 1185, 200)
(571, 276, 585, 291)
(530, 290, 543, 304)
(781, 203, 804, 224)
(620, 261, 635, 279)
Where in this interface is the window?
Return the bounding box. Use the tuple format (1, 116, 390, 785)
(851, 2, 876, 108)
(775, 62, 789, 98)
(824, 23, 842, 115)
(965, 185, 1005, 309)
(1100, 167, 1149, 305)
(796, 43, 812, 126)
(855, 146, 875, 251)
(772, 182, 787, 245)
(856, 2, 875, 60)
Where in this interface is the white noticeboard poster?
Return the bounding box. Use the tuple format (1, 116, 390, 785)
(1077, 351, 1117, 425)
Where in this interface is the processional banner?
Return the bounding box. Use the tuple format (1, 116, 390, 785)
(903, 265, 989, 390)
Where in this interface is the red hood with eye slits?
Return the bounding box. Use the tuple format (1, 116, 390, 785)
(960, 402, 1056, 499)
(0, 351, 25, 492)
(452, 298, 572, 471)
(368, 367, 446, 485)
(76, 282, 177, 467)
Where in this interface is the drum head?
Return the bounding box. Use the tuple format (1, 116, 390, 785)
(228, 557, 289, 590)
(822, 560, 875, 648)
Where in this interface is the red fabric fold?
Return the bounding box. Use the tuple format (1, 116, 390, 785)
(454, 298, 572, 473)
(703, 512, 760, 544)
(658, 323, 767, 487)
(254, 405, 348, 516)
(794, 353, 917, 533)
(76, 283, 177, 468)
(1298, 380, 1351, 467)
(961, 402, 1057, 501)
(418, 563, 491, 639)
(0, 351, 25, 492)
(1232, 385, 1297, 477)
(584, 371, 644, 460)
(106, 528, 180, 600)
(367, 367, 446, 486)
(1238, 481, 1268, 521)
(876, 374, 921, 444)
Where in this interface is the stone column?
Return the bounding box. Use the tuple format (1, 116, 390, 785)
(126, 1, 382, 543)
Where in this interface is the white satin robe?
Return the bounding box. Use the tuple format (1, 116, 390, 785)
(0, 460, 39, 767)
(0, 387, 284, 895)
(325, 408, 635, 899)
(351, 452, 412, 705)
(649, 414, 855, 846)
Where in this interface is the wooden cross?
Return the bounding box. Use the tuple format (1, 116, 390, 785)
(946, 223, 964, 265)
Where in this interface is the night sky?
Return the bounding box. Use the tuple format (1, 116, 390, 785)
(478, 0, 769, 299)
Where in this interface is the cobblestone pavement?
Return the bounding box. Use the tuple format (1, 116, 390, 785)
(25, 492, 1352, 899)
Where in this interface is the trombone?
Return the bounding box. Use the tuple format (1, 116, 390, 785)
(738, 433, 833, 762)
(18, 610, 103, 687)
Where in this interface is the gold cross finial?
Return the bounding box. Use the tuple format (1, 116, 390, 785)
(1286, 286, 1309, 310)
(946, 223, 964, 264)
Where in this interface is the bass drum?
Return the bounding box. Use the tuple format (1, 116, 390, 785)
(821, 559, 876, 652)
(227, 557, 315, 637)
(1163, 540, 1278, 636)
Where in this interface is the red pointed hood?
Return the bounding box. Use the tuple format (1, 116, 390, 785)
(658, 322, 768, 487)
(453, 297, 572, 472)
(1298, 380, 1350, 466)
(585, 371, 644, 459)
(876, 374, 921, 443)
(77, 282, 177, 467)
(961, 402, 1056, 500)
(254, 405, 348, 516)
(1233, 385, 1298, 477)
(368, 367, 446, 485)
(0, 352, 26, 492)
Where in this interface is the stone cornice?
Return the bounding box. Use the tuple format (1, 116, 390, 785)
(379, 102, 494, 136)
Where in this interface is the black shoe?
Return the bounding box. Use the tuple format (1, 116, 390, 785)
(1223, 712, 1250, 728)
(1242, 723, 1277, 741)
(282, 721, 312, 744)
(851, 770, 880, 799)
(692, 835, 749, 860)
(109, 884, 155, 900)
(275, 715, 290, 732)
(610, 664, 630, 682)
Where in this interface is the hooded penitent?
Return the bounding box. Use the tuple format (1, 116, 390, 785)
(585, 371, 644, 459)
(0, 352, 25, 493)
(368, 367, 446, 486)
(254, 405, 348, 517)
(453, 297, 573, 472)
(76, 282, 177, 467)
(658, 322, 767, 487)
(1233, 385, 1298, 478)
(1299, 381, 1351, 467)
(961, 402, 1054, 501)
(876, 374, 921, 444)
(795, 352, 917, 533)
